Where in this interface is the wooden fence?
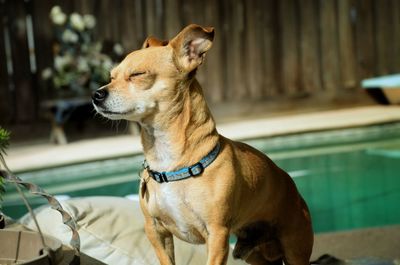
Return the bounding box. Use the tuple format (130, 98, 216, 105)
(1, 0, 400, 124)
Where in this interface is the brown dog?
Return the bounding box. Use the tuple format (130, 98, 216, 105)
(92, 24, 313, 265)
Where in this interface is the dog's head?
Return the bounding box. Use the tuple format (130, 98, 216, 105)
(92, 24, 214, 121)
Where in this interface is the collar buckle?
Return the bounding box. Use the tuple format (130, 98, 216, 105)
(188, 162, 204, 176)
(151, 171, 168, 183)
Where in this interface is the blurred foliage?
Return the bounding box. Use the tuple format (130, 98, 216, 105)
(41, 6, 124, 97)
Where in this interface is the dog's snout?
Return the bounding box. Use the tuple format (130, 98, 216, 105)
(92, 89, 108, 104)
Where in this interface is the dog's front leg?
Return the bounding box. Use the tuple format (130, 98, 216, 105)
(144, 218, 175, 265)
(206, 226, 230, 265)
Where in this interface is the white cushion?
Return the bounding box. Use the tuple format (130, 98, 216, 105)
(19, 196, 244, 265)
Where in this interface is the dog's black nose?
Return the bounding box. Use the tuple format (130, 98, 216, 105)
(92, 89, 108, 104)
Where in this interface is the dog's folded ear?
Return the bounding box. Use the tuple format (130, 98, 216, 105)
(169, 24, 214, 72)
(142, 36, 169, 49)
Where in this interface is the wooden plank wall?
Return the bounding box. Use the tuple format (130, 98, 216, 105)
(1, 0, 400, 124)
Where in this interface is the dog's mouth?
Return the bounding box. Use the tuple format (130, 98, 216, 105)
(92, 99, 155, 121)
(101, 109, 135, 116)
(93, 103, 135, 118)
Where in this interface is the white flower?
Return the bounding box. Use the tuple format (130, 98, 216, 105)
(70, 13, 85, 31)
(113, 43, 124, 56)
(77, 57, 90, 72)
(62, 29, 79, 43)
(53, 13, 67, 25)
(54, 56, 64, 71)
(41, 68, 53, 80)
(50, 6, 67, 25)
(50, 6, 62, 17)
(54, 55, 72, 71)
(83, 14, 96, 29)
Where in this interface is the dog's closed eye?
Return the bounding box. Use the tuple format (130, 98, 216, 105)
(129, 72, 146, 80)
(128, 71, 156, 90)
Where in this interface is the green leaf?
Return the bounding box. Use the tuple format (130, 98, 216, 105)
(0, 127, 10, 154)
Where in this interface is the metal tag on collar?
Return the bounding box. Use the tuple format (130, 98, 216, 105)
(142, 160, 149, 170)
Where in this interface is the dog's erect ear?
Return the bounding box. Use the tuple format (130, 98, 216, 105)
(169, 24, 214, 72)
(142, 36, 169, 49)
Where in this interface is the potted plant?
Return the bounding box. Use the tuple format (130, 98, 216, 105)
(39, 6, 125, 144)
(41, 6, 124, 98)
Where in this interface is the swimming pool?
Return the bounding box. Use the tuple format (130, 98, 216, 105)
(3, 122, 400, 233)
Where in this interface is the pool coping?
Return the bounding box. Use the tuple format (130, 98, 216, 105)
(6, 105, 400, 172)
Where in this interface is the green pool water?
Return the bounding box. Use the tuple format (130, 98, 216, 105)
(2, 122, 400, 233)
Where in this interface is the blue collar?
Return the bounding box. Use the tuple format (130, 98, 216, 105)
(143, 141, 221, 183)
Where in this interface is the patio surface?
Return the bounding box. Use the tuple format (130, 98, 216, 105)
(311, 225, 400, 260)
(6, 105, 400, 172)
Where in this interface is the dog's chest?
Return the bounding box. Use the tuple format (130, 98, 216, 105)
(147, 184, 206, 244)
